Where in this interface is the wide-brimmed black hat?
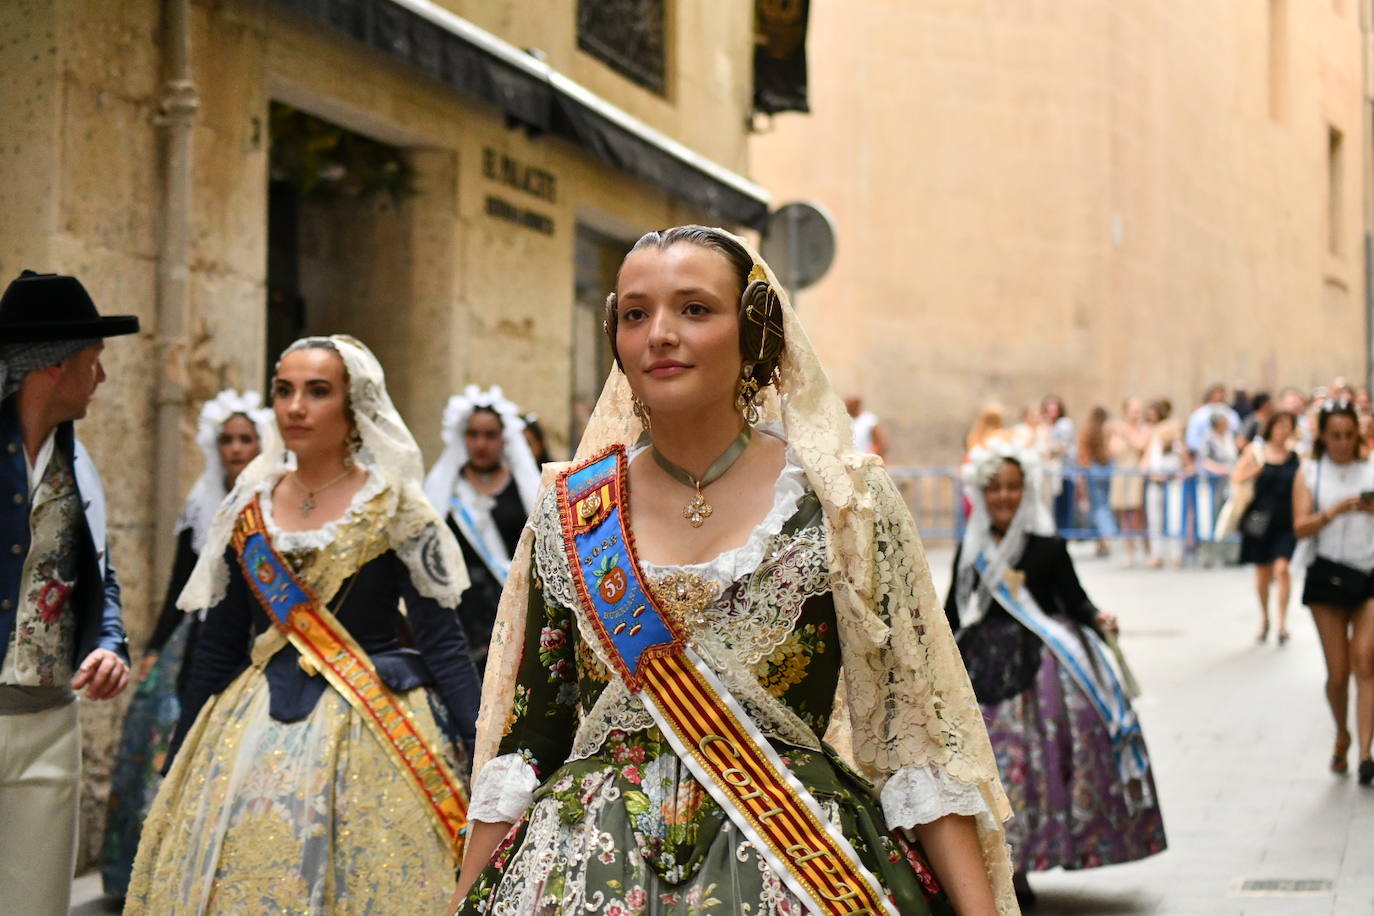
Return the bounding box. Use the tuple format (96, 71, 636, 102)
(0, 270, 140, 343)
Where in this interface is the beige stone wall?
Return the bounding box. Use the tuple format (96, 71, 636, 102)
(1, 0, 756, 870)
(751, 0, 1369, 464)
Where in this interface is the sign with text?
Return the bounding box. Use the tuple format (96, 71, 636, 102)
(482, 147, 556, 235)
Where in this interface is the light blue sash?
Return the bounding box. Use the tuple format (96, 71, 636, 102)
(975, 552, 1151, 796)
(449, 496, 510, 586)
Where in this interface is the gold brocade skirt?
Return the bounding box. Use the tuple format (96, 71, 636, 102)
(126, 666, 459, 915)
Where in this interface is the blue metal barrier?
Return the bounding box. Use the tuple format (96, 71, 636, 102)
(887, 464, 1238, 545)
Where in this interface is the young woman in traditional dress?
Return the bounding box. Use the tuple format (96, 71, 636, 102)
(127, 336, 479, 914)
(101, 390, 269, 898)
(946, 440, 1166, 907)
(425, 386, 540, 673)
(452, 227, 1016, 915)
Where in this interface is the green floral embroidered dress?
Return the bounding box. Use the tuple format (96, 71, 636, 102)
(459, 446, 991, 915)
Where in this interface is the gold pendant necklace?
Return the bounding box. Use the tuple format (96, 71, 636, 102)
(683, 488, 712, 527)
(292, 467, 354, 515)
(651, 427, 753, 528)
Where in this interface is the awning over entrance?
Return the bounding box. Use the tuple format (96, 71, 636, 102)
(274, 0, 772, 228)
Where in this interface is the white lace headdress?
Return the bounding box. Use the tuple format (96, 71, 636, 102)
(176, 389, 273, 554)
(177, 335, 469, 612)
(472, 229, 1015, 911)
(423, 385, 542, 517)
(955, 439, 1057, 630)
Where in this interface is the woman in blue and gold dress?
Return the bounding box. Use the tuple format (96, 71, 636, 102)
(128, 336, 480, 914)
(453, 228, 1018, 915)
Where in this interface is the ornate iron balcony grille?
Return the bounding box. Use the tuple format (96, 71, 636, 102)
(577, 0, 667, 95)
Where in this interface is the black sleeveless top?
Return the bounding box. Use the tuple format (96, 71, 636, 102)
(1249, 450, 1299, 529)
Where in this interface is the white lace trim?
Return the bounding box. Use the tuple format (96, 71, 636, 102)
(879, 764, 993, 829)
(467, 756, 991, 831)
(469, 753, 540, 824)
(259, 470, 387, 553)
(633, 429, 809, 590)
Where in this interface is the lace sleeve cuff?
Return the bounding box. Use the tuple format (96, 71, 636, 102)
(468, 753, 540, 824)
(879, 764, 992, 830)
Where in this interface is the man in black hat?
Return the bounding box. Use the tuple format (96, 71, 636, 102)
(0, 270, 139, 914)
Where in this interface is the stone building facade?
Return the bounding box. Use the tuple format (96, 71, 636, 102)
(751, 1, 1371, 462)
(0, 0, 767, 866)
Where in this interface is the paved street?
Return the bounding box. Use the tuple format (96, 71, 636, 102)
(926, 544, 1374, 916)
(70, 546, 1374, 915)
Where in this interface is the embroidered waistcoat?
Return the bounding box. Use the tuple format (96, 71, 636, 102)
(1, 447, 80, 686)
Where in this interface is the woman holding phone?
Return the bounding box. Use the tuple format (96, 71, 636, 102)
(1292, 400, 1374, 784)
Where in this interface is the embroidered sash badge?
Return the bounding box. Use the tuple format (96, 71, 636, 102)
(557, 448, 897, 916)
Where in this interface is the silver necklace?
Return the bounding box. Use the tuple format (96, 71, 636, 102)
(291, 468, 354, 515)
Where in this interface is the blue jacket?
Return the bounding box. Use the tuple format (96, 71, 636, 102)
(0, 396, 128, 672)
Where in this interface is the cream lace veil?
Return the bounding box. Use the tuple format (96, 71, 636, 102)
(178, 335, 469, 612)
(472, 232, 1014, 910)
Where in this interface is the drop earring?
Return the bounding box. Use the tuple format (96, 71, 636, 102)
(631, 393, 652, 430)
(735, 363, 761, 426)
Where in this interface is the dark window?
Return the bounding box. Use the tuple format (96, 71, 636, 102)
(577, 0, 667, 95)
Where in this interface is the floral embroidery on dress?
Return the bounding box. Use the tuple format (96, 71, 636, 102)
(462, 491, 957, 916)
(754, 621, 829, 696)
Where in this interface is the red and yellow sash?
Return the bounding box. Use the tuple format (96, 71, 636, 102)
(231, 498, 468, 860)
(557, 448, 897, 916)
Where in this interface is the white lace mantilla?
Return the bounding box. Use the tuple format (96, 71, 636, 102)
(236, 467, 464, 610)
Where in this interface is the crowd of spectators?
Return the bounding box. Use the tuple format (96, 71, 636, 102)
(962, 379, 1374, 569)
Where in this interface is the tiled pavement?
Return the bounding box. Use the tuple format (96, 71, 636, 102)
(70, 546, 1374, 915)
